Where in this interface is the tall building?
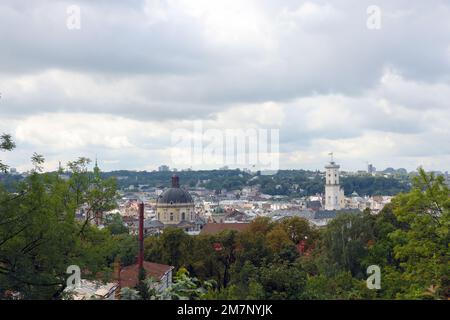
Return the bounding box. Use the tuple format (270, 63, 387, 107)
(324, 158, 345, 210)
(158, 165, 170, 172)
(368, 163, 376, 174)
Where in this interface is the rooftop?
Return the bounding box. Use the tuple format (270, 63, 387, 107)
(200, 222, 250, 235)
(119, 261, 174, 289)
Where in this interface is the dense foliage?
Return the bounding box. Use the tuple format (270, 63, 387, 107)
(1, 168, 412, 197)
(143, 169, 449, 299)
(106, 169, 411, 196)
(0, 155, 137, 299)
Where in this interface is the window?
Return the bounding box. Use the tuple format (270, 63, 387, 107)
(181, 212, 185, 220)
(170, 212, 174, 221)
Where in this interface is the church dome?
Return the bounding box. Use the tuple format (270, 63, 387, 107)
(157, 175, 193, 204)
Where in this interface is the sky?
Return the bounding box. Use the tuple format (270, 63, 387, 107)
(0, 0, 449, 172)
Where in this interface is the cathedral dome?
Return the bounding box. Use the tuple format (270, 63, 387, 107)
(157, 175, 193, 204)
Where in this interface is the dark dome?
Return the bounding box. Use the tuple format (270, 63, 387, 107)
(158, 188, 193, 204)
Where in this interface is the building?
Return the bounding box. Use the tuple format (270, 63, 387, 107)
(200, 222, 250, 235)
(119, 262, 174, 292)
(118, 202, 174, 295)
(63, 280, 119, 300)
(368, 163, 376, 174)
(129, 219, 165, 236)
(158, 165, 170, 172)
(156, 175, 204, 233)
(324, 158, 345, 210)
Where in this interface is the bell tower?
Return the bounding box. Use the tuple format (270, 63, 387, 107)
(324, 153, 344, 210)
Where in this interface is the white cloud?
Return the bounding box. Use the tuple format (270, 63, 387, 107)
(0, 0, 449, 172)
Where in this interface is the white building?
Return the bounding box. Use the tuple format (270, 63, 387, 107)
(324, 159, 345, 210)
(63, 280, 118, 300)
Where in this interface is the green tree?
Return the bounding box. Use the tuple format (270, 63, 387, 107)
(67, 158, 117, 235)
(105, 213, 129, 235)
(319, 212, 375, 278)
(120, 287, 141, 300)
(0, 133, 15, 172)
(0, 144, 121, 299)
(159, 228, 192, 268)
(163, 268, 213, 300)
(384, 168, 449, 299)
(257, 262, 307, 299)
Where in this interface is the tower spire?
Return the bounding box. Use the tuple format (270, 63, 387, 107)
(93, 156, 100, 178)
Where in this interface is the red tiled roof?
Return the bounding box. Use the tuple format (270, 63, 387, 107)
(119, 261, 173, 288)
(200, 223, 250, 235)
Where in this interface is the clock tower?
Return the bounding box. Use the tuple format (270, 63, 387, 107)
(324, 154, 345, 210)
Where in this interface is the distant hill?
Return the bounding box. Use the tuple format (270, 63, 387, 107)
(100, 169, 411, 197)
(0, 169, 412, 197)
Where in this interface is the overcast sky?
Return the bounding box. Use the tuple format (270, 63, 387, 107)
(1, 0, 449, 172)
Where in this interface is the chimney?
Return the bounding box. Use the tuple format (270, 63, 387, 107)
(171, 174, 180, 188)
(138, 202, 144, 270)
(113, 257, 121, 299)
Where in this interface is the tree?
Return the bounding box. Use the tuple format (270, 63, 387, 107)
(120, 287, 141, 300)
(257, 262, 307, 299)
(67, 158, 118, 235)
(214, 230, 239, 288)
(136, 267, 150, 300)
(163, 268, 213, 300)
(280, 216, 317, 245)
(122, 267, 214, 300)
(105, 213, 129, 235)
(266, 224, 292, 252)
(384, 168, 449, 299)
(318, 212, 375, 278)
(0, 167, 79, 298)
(247, 216, 274, 235)
(302, 272, 375, 300)
(0, 133, 15, 172)
(159, 228, 192, 268)
(0, 147, 121, 299)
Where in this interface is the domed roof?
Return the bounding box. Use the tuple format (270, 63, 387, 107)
(157, 175, 193, 204)
(158, 188, 193, 204)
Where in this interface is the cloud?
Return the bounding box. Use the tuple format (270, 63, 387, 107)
(0, 0, 449, 172)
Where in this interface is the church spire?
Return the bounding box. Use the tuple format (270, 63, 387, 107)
(93, 156, 100, 178)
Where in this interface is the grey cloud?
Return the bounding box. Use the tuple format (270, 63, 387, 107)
(0, 0, 449, 171)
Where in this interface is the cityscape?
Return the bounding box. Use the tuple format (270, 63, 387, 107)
(0, 0, 449, 309)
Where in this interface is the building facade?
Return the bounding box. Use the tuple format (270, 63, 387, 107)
(156, 175, 203, 232)
(324, 160, 345, 210)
